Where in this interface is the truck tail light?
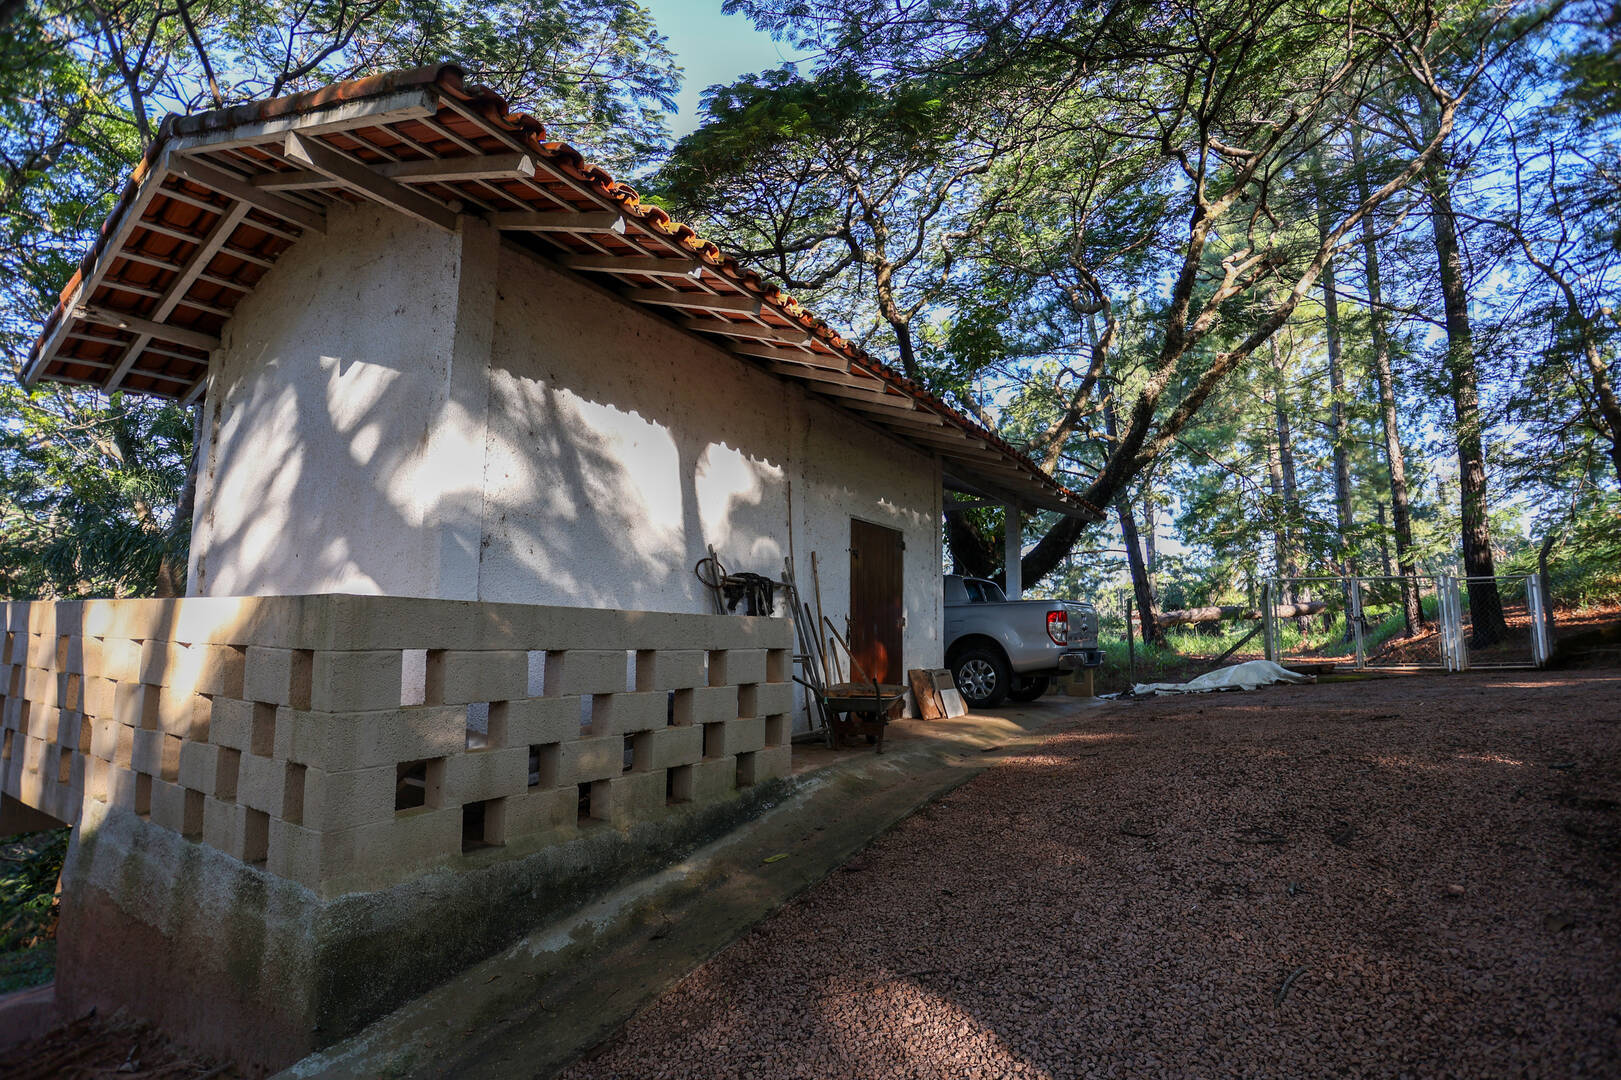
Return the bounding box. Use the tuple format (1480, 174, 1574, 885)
(1046, 610, 1068, 645)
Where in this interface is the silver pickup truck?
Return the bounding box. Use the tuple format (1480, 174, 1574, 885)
(944, 575, 1104, 707)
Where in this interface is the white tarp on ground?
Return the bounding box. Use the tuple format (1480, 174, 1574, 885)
(1130, 659, 1314, 697)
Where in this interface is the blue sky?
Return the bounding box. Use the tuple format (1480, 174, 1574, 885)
(643, 0, 805, 136)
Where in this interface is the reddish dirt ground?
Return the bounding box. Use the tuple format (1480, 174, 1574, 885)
(561, 669, 1621, 1080)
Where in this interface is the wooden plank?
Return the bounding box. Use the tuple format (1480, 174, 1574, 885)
(728, 341, 847, 368)
(103, 332, 152, 393)
(932, 669, 967, 718)
(681, 317, 815, 346)
(74, 305, 220, 353)
(170, 156, 326, 234)
(181, 373, 209, 406)
(908, 668, 945, 720)
(488, 211, 626, 234)
(150, 202, 250, 324)
(814, 383, 923, 412)
(167, 89, 439, 155)
(624, 289, 762, 315)
(561, 254, 705, 279)
(841, 402, 947, 428)
(764, 361, 885, 390)
(252, 152, 536, 190)
(282, 132, 458, 232)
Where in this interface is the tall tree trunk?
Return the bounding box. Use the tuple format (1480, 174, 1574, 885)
(1376, 503, 1394, 577)
(1313, 156, 1357, 638)
(1352, 123, 1422, 635)
(1104, 400, 1161, 644)
(1269, 340, 1315, 632)
(1116, 498, 1162, 646)
(1425, 141, 1507, 646)
(1264, 397, 1290, 586)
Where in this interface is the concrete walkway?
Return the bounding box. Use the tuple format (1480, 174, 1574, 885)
(281, 698, 1101, 1080)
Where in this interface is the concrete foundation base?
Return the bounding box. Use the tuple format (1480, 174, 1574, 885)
(57, 776, 794, 1073)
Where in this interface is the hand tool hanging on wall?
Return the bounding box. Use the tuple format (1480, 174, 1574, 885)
(693, 548, 782, 616)
(722, 572, 780, 616)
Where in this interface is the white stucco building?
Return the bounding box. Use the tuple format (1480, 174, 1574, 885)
(25, 65, 1096, 696)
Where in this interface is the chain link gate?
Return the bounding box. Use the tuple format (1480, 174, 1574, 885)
(1264, 574, 1550, 672)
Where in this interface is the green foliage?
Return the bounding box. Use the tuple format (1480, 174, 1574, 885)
(0, 828, 68, 993)
(0, 385, 195, 599)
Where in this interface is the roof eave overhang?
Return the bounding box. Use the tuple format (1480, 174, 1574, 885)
(24, 64, 1101, 518)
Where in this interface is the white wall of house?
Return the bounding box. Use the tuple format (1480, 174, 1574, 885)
(189, 203, 945, 708)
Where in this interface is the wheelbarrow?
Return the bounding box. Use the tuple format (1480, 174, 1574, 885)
(816, 679, 907, 753)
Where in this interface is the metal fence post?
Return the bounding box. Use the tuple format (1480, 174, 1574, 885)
(1439, 574, 1467, 672)
(1262, 580, 1276, 662)
(1350, 576, 1366, 669)
(1527, 573, 1551, 667)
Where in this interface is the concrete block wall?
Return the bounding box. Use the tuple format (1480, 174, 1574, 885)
(0, 594, 793, 897)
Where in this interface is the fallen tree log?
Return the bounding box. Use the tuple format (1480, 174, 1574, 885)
(1156, 602, 1328, 627)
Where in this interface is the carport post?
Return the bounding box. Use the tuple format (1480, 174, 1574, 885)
(1004, 503, 1022, 599)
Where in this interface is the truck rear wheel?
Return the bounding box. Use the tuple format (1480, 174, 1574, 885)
(1008, 676, 1050, 702)
(952, 646, 1011, 709)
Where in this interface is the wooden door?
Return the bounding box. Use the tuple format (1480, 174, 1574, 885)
(849, 518, 904, 685)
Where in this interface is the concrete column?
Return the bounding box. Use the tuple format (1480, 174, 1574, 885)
(429, 215, 499, 601)
(1005, 503, 1022, 599)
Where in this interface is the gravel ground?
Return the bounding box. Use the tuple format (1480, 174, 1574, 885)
(560, 669, 1621, 1080)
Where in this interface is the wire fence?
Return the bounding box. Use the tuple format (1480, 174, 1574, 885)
(1084, 544, 1617, 689)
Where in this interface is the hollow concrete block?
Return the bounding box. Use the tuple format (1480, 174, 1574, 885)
(208, 698, 255, 751)
(98, 637, 144, 683)
(154, 688, 210, 740)
(442, 746, 528, 805)
(275, 705, 465, 771)
(148, 777, 191, 835)
(637, 725, 703, 772)
(489, 697, 574, 748)
(590, 691, 667, 736)
(237, 753, 294, 819)
(244, 646, 312, 708)
(739, 744, 791, 786)
(681, 685, 738, 727)
(711, 649, 767, 687)
(711, 716, 765, 758)
(546, 650, 628, 696)
(637, 650, 705, 691)
(687, 757, 736, 804)
(268, 818, 321, 889)
(311, 650, 404, 712)
(600, 770, 665, 826)
(754, 680, 795, 717)
(502, 785, 576, 838)
(83, 676, 117, 720)
(178, 740, 225, 795)
(559, 735, 621, 786)
(112, 681, 153, 730)
(301, 764, 398, 831)
(427, 649, 527, 705)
